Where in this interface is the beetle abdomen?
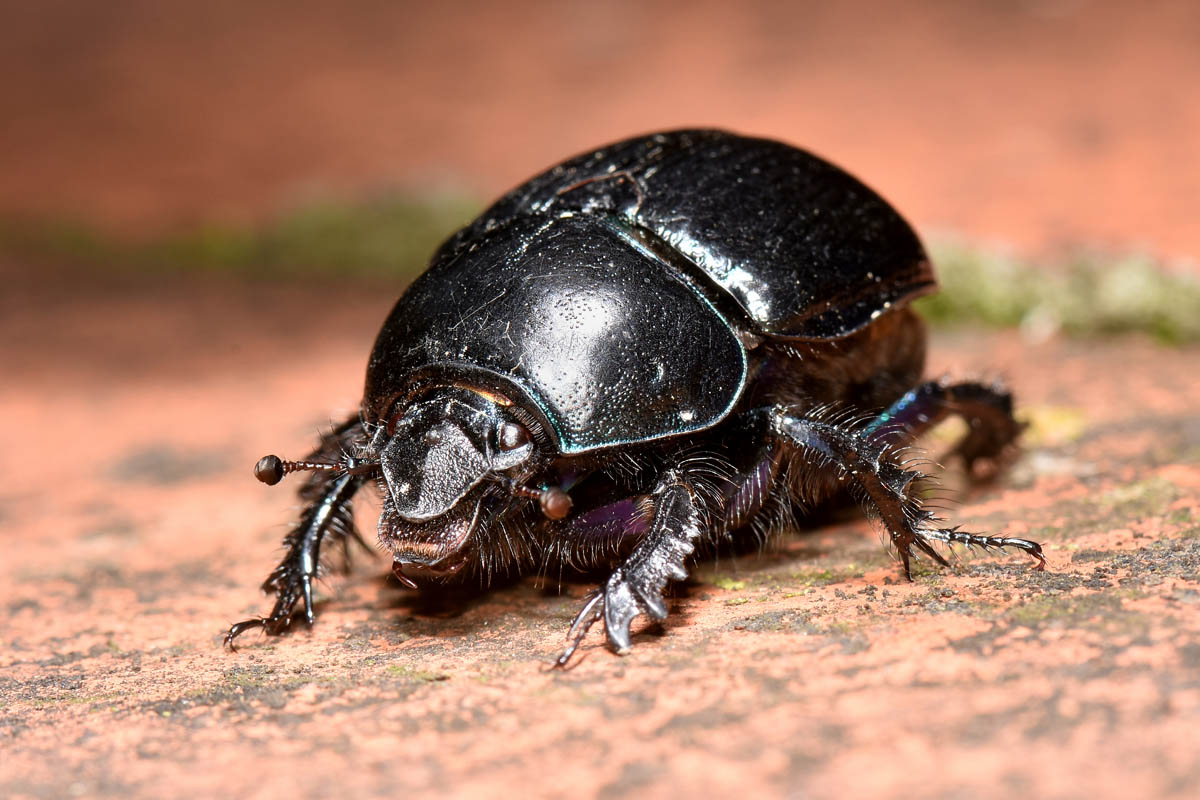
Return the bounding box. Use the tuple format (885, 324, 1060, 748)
(444, 129, 936, 340)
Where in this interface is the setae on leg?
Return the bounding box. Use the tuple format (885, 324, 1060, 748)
(768, 407, 1043, 580)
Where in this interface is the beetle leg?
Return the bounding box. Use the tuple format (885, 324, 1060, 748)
(863, 378, 1023, 476)
(555, 591, 605, 667)
(557, 468, 703, 663)
(720, 443, 784, 533)
(225, 420, 369, 648)
(768, 409, 1042, 579)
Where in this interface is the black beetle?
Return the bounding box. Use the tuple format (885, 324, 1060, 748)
(226, 129, 1044, 662)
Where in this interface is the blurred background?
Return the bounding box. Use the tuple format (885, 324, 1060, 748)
(2, 0, 1197, 378)
(3, 0, 1199, 263)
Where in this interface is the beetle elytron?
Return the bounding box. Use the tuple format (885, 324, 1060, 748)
(226, 129, 1044, 662)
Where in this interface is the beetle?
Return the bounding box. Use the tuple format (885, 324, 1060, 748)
(225, 129, 1044, 662)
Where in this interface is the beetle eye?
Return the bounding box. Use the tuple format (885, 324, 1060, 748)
(498, 422, 531, 451)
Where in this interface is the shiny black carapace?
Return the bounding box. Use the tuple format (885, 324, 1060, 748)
(226, 130, 1043, 662)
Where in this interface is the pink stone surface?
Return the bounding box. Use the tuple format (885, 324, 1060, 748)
(3, 278, 1199, 799)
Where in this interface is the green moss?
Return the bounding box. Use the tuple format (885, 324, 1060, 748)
(1006, 591, 1146, 635)
(5, 205, 1196, 343)
(221, 665, 268, 690)
(384, 663, 449, 683)
(0, 192, 478, 280)
(1095, 477, 1179, 515)
(712, 577, 746, 591)
(1024, 477, 1182, 542)
(916, 241, 1200, 344)
(818, 619, 861, 636)
(30, 692, 121, 710)
(1021, 406, 1089, 447)
(787, 567, 861, 587)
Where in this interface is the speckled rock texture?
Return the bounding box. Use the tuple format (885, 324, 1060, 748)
(3, 278, 1198, 799)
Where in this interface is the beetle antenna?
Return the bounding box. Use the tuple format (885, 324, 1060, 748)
(508, 480, 574, 520)
(253, 453, 377, 486)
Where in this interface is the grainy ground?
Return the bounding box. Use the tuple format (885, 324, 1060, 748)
(2, 276, 1198, 800)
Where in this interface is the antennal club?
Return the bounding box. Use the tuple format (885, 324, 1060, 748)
(253, 454, 336, 485)
(511, 482, 573, 520)
(253, 454, 378, 486)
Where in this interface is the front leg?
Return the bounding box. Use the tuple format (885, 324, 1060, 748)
(557, 468, 704, 665)
(225, 420, 369, 648)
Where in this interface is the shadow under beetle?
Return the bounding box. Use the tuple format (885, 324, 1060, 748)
(225, 129, 1044, 663)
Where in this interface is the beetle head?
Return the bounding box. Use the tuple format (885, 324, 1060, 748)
(377, 386, 547, 582)
(253, 384, 571, 586)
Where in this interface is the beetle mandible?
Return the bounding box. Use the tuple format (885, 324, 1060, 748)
(226, 129, 1044, 662)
